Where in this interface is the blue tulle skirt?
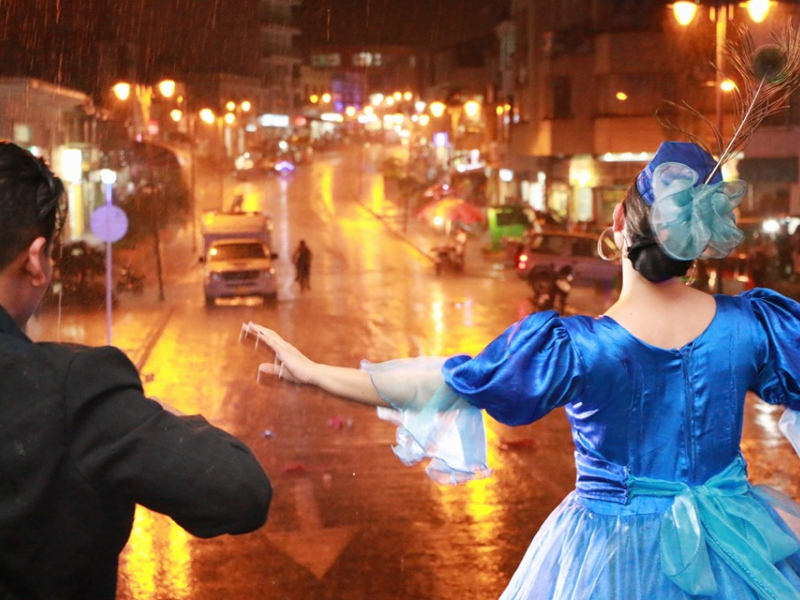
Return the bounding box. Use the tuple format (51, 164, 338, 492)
(500, 489, 800, 600)
(363, 358, 800, 599)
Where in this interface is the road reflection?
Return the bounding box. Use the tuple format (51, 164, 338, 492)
(121, 508, 192, 599)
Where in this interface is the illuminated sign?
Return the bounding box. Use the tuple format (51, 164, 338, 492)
(259, 114, 290, 128)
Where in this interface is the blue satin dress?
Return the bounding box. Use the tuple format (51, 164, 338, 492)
(366, 289, 800, 599)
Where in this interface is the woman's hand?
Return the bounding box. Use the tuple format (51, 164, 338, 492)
(239, 322, 387, 407)
(240, 322, 317, 386)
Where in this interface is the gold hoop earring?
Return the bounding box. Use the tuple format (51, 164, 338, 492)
(685, 260, 697, 286)
(597, 227, 622, 262)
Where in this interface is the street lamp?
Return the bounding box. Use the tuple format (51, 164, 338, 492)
(112, 78, 177, 140)
(672, 1, 776, 292)
(672, 1, 774, 138)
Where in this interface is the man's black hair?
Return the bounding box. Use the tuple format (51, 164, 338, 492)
(0, 141, 66, 271)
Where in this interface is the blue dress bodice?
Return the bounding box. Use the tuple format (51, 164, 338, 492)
(442, 289, 800, 506)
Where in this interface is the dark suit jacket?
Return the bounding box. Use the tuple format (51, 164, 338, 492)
(0, 305, 271, 599)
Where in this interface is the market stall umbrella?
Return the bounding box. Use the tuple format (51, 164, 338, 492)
(416, 197, 487, 226)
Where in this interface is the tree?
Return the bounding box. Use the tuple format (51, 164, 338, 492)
(118, 142, 189, 301)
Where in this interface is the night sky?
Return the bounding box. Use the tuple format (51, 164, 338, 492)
(0, 0, 508, 98)
(294, 0, 510, 48)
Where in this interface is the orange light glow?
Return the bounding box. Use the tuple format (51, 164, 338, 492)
(113, 82, 131, 101)
(616, 91, 628, 101)
(429, 101, 446, 118)
(743, 0, 772, 23)
(199, 108, 215, 124)
(157, 79, 175, 98)
(673, 1, 698, 26)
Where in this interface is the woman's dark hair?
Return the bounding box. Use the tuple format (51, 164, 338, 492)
(0, 141, 66, 271)
(622, 182, 693, 283)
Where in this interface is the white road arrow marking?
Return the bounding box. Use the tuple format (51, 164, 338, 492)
(268, 478, 359, 580)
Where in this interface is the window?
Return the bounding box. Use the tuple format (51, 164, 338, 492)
(550, 77, 571, 119)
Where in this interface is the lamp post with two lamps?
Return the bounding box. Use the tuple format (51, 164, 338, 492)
(671, 0, 776, 292)
(671, 0, 775, 137)
(111, 79, 177, 141)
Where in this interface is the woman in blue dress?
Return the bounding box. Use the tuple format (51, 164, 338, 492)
(243, 139, 800, 599)
(243, 30, 800, 596)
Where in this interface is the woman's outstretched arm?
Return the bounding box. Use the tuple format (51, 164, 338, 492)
(241, 322, 390, 408)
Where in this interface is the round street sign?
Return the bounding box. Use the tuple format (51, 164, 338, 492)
(90, 205, 129, 243)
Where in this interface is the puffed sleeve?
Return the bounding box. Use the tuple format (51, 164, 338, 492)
(745, 288, 800, 409)
(442, 311, 583, 426)
(363, 357, 491, 485)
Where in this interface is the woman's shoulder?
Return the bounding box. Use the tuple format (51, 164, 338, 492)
(731, 287, 800, 323)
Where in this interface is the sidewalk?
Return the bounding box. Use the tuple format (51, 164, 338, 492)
(359, 178, 511, 281)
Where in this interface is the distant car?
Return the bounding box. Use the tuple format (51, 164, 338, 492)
(203, 238, 277, 305)
(516, 231, 619, 290)
(48, 240, 114, 307)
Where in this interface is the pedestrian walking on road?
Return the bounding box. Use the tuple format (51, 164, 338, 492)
(243, 31, 800, 600)
(0, 141, 272, 600)
(293, 240, 312, 291)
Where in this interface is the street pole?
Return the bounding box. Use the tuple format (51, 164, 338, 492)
(190, 115, 197, 252)
(103, 180, 113, 345)
(218, 118, 225, 209)
(715, 1, 728, 137)
(714, 1, 728, 293)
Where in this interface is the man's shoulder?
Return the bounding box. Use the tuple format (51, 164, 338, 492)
(3, 336, 130, 374)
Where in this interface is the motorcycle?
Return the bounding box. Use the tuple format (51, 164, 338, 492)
(527, 265, 573, 313)
(115, 267, 145, 295)
(431, 243, 464, 276)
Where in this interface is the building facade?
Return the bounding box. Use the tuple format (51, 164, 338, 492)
(499, 0, 800, 226)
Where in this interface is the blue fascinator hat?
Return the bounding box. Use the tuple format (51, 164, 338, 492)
(634, 141, 746, 261)
(636, 142, 721, 206)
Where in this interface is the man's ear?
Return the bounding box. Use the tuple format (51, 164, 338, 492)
(25, 237, 50, 287)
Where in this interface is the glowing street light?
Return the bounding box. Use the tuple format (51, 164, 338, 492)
(743, 0, 772, 22)
(672, 1, 699, 26)
(157, 79, 175, 98)
(112, 82, 131, 101)
(199, 108, 216, 124)
(464, 100, 480, 118)
(241, 100, 251, 112)
(429, 101, 447, 118)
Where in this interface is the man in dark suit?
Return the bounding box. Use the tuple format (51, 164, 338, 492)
(0, 141, 272, 599)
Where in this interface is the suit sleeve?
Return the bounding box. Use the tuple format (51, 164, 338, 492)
(64, 346, 271, 537)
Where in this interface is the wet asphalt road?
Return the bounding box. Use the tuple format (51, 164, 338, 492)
(30, 144, 800, 599)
